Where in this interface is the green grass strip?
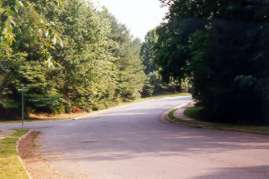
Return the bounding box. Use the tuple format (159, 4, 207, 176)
(0, 129, 29, 179)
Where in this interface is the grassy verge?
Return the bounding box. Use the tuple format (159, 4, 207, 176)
(168, 106, 269, 135)
(0, 129, 29, 179)
(184, 106, 203, 120)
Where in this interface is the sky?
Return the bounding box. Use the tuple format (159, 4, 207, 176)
(94, 0, 167, 40)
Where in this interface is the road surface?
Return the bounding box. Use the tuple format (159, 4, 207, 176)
(1, 96, 269, 179)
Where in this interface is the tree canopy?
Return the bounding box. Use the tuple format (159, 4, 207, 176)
(152, 0, 269, 124)
(140, 29, 182, 97)
(0, 0, 145, 118)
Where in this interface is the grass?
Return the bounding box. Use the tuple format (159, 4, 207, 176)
(184, 106, 203, 120)
(167, 106, 269, 135)
(0, 129, 29, 179)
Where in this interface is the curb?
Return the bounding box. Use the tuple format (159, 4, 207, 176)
(161, 102, 192, 123)
(16, 130, 33, 179)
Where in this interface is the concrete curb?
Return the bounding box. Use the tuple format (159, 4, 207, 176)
(160, 102, 192, 123)
(16, 130, 33, 179)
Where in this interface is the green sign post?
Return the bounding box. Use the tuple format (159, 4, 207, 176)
(18, 85, 27, 129)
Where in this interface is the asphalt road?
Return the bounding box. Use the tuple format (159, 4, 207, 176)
(1, 96, 269, 179)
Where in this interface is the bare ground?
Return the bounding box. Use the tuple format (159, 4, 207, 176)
(18, 131, 65, 179)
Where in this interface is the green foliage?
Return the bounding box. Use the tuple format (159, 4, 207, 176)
(0, 0, 145, 117)
(141, 29, 158, 75)
(184, 106, 203, 121)
(155, 0, 269, 124)
(141, 29, 186, 97)
(0, 0, 61, 115)
(103, 10, 146, 101)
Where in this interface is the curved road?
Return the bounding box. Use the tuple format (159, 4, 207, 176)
(1, 96, 269, 179)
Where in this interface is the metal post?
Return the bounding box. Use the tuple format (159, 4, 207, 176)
(21, 90, 24, 129)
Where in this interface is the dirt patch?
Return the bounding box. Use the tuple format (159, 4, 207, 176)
(29, 112, 90, 121)
(18, 131, 66, 179)
(18, 131, 40, 159)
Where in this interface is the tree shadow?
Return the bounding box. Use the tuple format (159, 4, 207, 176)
(193, 165, 269, 179)
(39, 106, 269, 162)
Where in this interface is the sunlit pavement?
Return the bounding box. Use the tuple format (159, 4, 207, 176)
(1, 96, 269, 179)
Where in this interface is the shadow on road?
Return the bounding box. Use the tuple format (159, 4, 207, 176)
(41, 110, 269, 162)
(193, 165, 269, 179)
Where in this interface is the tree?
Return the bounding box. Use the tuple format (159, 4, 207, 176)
(156, 0, 269, 124)
(141, 28, 182, 96)
(141, 29, 158, 75)
(0, 0, 147, 118)
(0, 0, 62, 117)
(102, 10, 146, 101)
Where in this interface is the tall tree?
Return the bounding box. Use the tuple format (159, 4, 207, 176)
(0, 0, 147, 118)
(0, 0, 62, 116)
(102, 10, 146, 101)
(141, 28, 182, 96)
(156, 0, 269, 123)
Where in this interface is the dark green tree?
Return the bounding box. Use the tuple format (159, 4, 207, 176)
(156, 0, 269, 124)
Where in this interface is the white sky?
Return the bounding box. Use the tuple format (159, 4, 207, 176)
(94, 0, 167, 40)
